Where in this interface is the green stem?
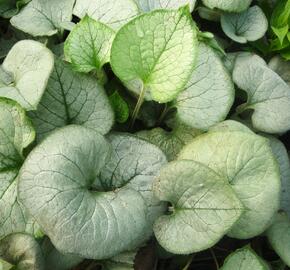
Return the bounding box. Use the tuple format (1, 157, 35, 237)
(96, 68, 108, 85)
(130, 83, 145, 130)
(210, 248, 220, 270)
(182, 254, 195, 270)
(156, 103, 168, 126)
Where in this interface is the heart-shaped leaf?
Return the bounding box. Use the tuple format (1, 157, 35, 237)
(18, 126, 165, 259)
(153, 160, 243, 254)
(179, 131, 280, 239)
(269, 56, 290, 87)
(202, 0, 253, 12)
(134, 0, 196, 12)
(221, 246, 270, 270)
(137, 125, 201, 161)
(28, 58, 114, 141)
(221, 6, 268, 44)
(111, 7, 198, 103)
(233, 54, 290, 133)
(175, 42, 234, 130)
(0, 98, 37, 239)
(73, 0, 139, 30)
(0, 234, 44, 270)
(10, 0, 75, 37)
(0, 40, 54, 110)
(64, 16, 115, 73)
(267, 212, 290, 267)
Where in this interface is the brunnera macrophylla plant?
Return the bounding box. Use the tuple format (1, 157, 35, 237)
(0, 0, 290, 269)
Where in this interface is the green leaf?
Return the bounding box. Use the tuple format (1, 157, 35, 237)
(41, 238, 83, 270)
(0, 234, 44, 270)
(111, 7, 198, 103)
(221, 6, 268, 44)
(271, 25, 289, 45)
(18, 126, 164, 259)
(221, 246, 270, 270)
(137, 124, 201, 161)
(197, 6, 221, 22)
(0, 98, 37, 239)
(0, 0, 30, 18)
(102, 251, 136, 270)
(175, 42, 234, 130)
(99, 133, 167, 235)
(202, 0, 253, 12)
(109, 91, 129, 123)
(179, 131, 280, 239)
(270, 0, 290, 28)
(10, 0, 75, 37)
(209, 120, 254, 134)
(64, 16, 115, 73)
(153, 160, 243, 254)
(269, 55, 290, 86)
(73, 0, 139, 30)
(134, 0, 196, 12)
(233, 54, 290, 133)
(267, 213, 290, 267)
(0, 40, 54, 111)
(28, 58, 114, 141)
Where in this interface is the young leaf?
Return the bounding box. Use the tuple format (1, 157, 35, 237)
(179, 131, 280, 239)
(0, 234, 44, 270)
(134, 0, 196, 12)
(102, 251, 136, 270)
(137, 125, 201, 161)
(0, 40, 54, 110)
(73, 0, 139, 30)
(18, 126, 156, 259)
(175, 42, 234, 130)
(153, 160, 243, 254)
(202, 0, 253, 12)
(267, 212, 290, 267)
(10, 0, 75, 37)
(28, 58, 114, 141)
(111, 7, 198, 103)
(0, 98, 36, 239)
(221, 246, 270, 270)
(233, 54, 290, 133)
(221, 6, 268, 44)
(109, 91, 129, 124)
(64, 16, 115, 73)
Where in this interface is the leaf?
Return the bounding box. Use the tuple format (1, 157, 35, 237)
(175, 42, 234, 130)
(64, 16, 115, 73)
(153, 160, 243, 254)
(41, 238, 83, 270)
(263, 136, 290, 216)
(209, 120, 254, 134)
(202, 0, 253, 12)
(28, 58, 114, 141)
(10, 0, 75, 37)
(103, 251, 136, 270)
(0, 234, 44, 270)
(0, 0, 30, 18)
(0, 98, 37, 239)
(18, 126, 158, 259)
(110, 7, 198, 103)
(270, 0, 290, 29)
(179, 131, 280, 239)
(221, 6, 268, 44)
(271, 25, 289, 45)
(269, 56, 290, 86)
(267, 213, 290, 267)
(0, 40, 54, 111)
(109, 91, 129, 124)
(137, 124, 201, 161)
(134, 0, 196, 12)
(99, 133, 167, 235)
(233, 54, 290, 133)
(73, 0, 139, 30)
(221, 246, 270, 270)
(197, 6, 221, 22)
